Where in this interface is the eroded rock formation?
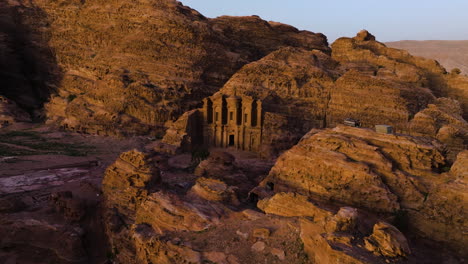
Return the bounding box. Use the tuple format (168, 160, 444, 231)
(261, 126, 466, 254)
(165, 30, 466, 157)
(409, 98, 468, 161)
(0, 0, 329, 136)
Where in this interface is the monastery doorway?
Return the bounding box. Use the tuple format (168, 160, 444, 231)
(229, 135, 235, 146)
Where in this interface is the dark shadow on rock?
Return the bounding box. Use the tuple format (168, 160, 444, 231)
(0, 2, 62, 120)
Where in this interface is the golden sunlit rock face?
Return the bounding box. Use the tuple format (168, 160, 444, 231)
(163, 29, 466, 157)
(0, 1, 467, 264)
(262, 126, 467, 254)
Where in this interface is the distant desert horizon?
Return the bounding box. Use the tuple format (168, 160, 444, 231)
(386, 40, 468, 75)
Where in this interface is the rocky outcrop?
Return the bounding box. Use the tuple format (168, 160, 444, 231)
(407, 150, 468, 255)
(330, 30, 467, 125)
(257, 192, 331, 220)
(189, 177, 239, 204)
(328, 30, 443, 130)
(133, 224, 203, 264)
(194, 151, 249, 186)
(444, 74, 468, 120)
(262, 126, 467, 253)
(364, 222, 411, 258)
(135, 191, 222, 233)
(409, 98, 468, 161)
(161, 109, 203, 153)
(386, 40, 468, 76)
(325, 207, 359, 233)
(327, 70, 435, 131)
(210, 16, 330, 58)
(300, 218, 379, 264)
(102, 150, 160, 217)
(256, 192, 411, 263)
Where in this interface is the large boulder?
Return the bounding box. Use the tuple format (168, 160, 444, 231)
(189, 177, 239, 204)
(364, 222, 411, 258)
(102, 150, 160, 217)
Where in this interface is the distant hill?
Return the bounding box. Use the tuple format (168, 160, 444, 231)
(386, 40, 468, 75)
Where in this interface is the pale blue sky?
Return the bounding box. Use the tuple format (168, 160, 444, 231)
(181, 0, 468, 43)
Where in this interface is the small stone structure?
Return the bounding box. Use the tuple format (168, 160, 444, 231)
(202, 94, 262, 152)
(375, 125, 393, 134)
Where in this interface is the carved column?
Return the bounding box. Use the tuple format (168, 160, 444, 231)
(257, 100, 262, 127)
(202, 98, 209, 123)
(243, 97, 253, 128)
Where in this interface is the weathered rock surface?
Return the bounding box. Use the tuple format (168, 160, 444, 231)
(163, 29, 466, 156)
(0, 95, 31, 126)
(0, 216, 87, 263)
(328, 30, 443, 130)
(49, 191, 86, 222)
(217, 47, 337, 156)
(327, 70, 435, 131)
(300, 218, 378, 264)
(161, 109, 203, 153)
(194, 151, 249, 186)
(331, 30, 468, 123)
(0, 1, 58, 113)
(189, 177, 239, 204)
(257, 192, 332, 220)
(0, 0, 329, 136)
(101, 150, 315, 264)
(255, 192, 383, 263)
(409, 98, 468, 161)
(443, 73, 468, 120)
(364, 221, 411, 258)
(262, 126, 467, 253)
(325, 207, 359, 233)
(407, 150, 468, 255)
(102, 150, 160, 217)
(135, 191, 222, 233)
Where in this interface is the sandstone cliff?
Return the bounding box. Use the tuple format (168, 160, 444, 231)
(0, 0, 59, 115)
(2, 0, 466, 158)
(165, 30, 465, 156)
(0, 0, 329, 136)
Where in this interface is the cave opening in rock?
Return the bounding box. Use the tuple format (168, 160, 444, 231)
(266, 182, 274, 191)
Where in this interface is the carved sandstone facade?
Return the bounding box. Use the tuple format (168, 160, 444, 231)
(202, 94, 262, 151)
